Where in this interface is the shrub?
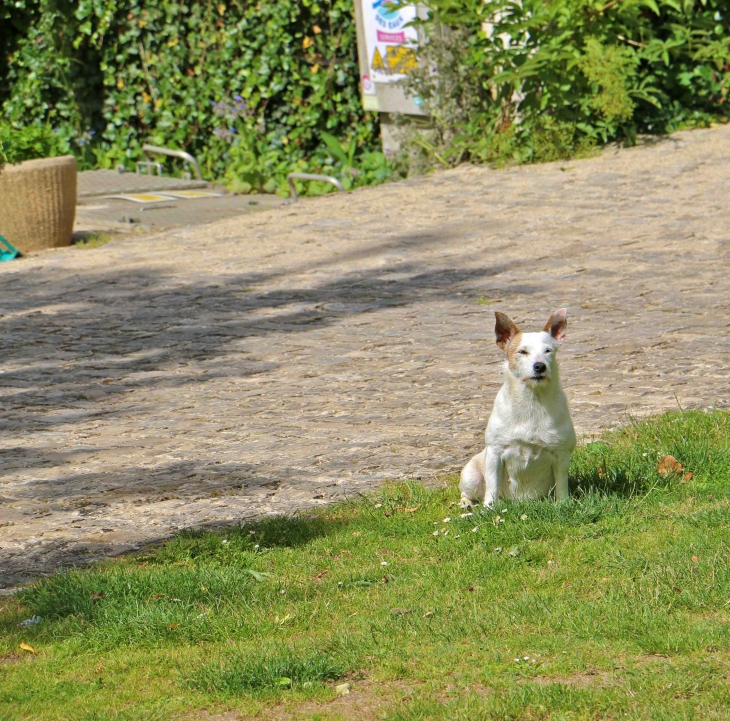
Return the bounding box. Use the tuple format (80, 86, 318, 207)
(0, 124, 73, 165)
(400, 0, 730, 170)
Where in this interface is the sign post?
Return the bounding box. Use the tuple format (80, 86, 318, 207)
(354, 0, 427, 154)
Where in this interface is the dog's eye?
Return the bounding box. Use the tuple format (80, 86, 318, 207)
(545, 349, 552, 354)
(518, 349, 529, 355)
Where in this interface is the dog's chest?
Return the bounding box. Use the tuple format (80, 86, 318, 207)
(501, 442, 555, 481)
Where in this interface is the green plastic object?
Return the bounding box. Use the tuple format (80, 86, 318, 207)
(0, 235, 20, 262)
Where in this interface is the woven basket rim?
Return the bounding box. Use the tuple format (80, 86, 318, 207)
(1, 155, 77, 175)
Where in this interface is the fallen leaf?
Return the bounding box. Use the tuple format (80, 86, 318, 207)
(149, 594, 166, 600)
(657, 455, 683, 477)
(302, 36, 314, 49)
(674, 587, 682, 593)
(691, 555, 699, 563)
(682, 472, 693, 482)
(391, 607, 412, 616)
(19, 643, 34, 654)
(403, 505, 421, 513)
(422, 611, 434, 618)
(348, 612, 357, 618)
(90, 592, 106, 601)
(313, 569, 329, 582)
(467, 585, 475, 592)
(167, 623, 181, 630)
(600, 577, 609, 582)
(313, 24, 322, 34)
(335, 682, 350, 696)
(352, 531, 361, 536)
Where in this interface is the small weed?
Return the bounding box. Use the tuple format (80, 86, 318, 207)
(73, 233, 112, 250)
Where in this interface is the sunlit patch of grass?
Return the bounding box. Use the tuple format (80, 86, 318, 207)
(2, 410, 730, 720)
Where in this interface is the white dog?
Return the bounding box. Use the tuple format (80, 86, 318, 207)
(460, 309, 576, 508)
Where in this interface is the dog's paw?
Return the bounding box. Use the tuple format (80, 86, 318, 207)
(459, 496, 474, 509)
(483, 498, 496, 509)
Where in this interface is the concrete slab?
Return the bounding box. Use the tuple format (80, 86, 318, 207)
(75, 193, 287, 235)
(75, 170, 288, 235)
(77, 169, 208, 197)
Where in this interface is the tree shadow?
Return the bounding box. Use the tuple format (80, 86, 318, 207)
(0, 225, 535, 586)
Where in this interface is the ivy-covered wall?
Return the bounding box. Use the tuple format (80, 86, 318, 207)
(1, 0, 384, 192)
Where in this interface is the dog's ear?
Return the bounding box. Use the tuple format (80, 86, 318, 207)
(544, 308, 567, 344)
(495, 312, 519, 350)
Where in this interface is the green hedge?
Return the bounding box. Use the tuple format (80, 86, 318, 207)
(404, 0, 730, 166)
(0, 0, 387, 193)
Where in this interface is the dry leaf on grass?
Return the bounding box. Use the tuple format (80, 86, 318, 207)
(313, 569, 329, 582)
(167, 623, 181, 630)
(19, 643, 35, 654)
(657, 455, 684, 477)
(335, 682, 350, 696)
(682, 472, 693, 482)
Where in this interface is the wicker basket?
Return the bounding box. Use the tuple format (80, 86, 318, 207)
(0, 155, 77, 253)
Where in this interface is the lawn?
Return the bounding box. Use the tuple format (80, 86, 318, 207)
(2, 411, 730, 720)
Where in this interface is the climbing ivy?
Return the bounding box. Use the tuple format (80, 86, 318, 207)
(0, 0, 387, 194)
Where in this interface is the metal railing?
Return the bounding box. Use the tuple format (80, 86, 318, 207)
(286, 172, 344, 202)
(141, 144, 203, 181)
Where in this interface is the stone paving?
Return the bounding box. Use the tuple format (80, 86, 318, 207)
(2, 125, 729, 588)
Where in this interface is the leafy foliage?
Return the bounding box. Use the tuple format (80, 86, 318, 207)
(401, 0, 730, 169)
(0, 123, 72, 165)
(0, 0, 388, 194)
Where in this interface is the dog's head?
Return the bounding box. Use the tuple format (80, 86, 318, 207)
(494, 309, 567, 387)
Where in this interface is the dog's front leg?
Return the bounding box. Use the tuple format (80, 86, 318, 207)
(483, 446, 502, 508)
(553, 453, 571, 501)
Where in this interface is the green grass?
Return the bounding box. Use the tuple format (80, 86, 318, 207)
(3, 410, 730, 720)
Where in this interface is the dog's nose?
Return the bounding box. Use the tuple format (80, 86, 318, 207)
(533, 362, 547, 374)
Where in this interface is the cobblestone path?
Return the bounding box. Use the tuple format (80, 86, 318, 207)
(2, 126, 729, 587)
